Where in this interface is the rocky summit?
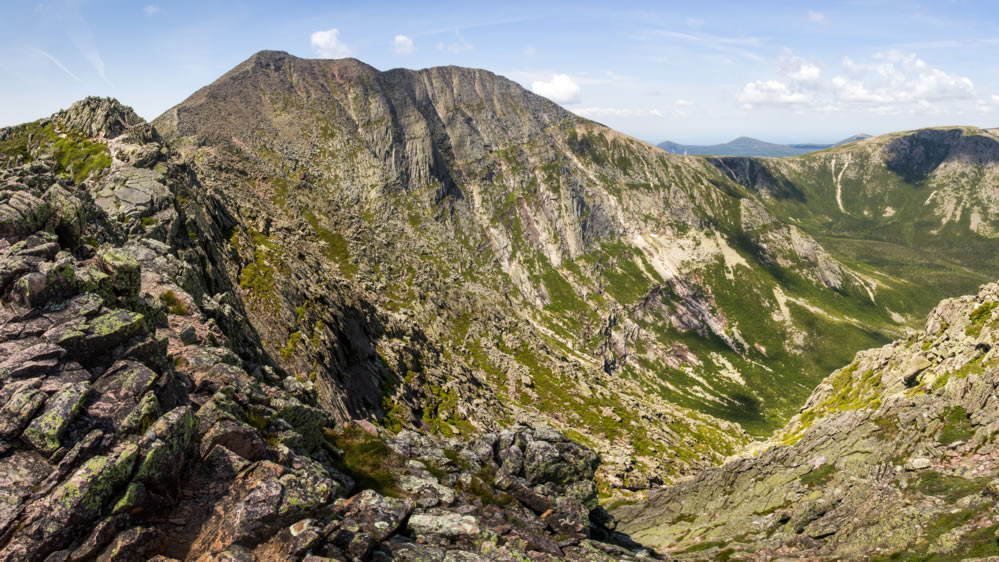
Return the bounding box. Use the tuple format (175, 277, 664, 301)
(2, 49, 999, 560)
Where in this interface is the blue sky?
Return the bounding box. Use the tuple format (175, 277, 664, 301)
(2, 0, 998, 144)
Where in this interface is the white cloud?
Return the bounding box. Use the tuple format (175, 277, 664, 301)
(675, 99, 695, 106)
(532, 74, 581, 104)
(523, 46, 537, 57)
(808, 11, 827, 23)
(393, 35, 414, 55)
(436, 32, 472, 53)
(311, 28, 352, 58)
(737, 80, 811, 108)
(738, 50, 975, 113)
(144, 4, 160, 16)
(993, 94, 999, 103)
(780, 55, 821, 82)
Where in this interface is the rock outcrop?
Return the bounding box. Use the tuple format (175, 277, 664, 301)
(615, 280, 999, 559)
(0, 99, 653, 560)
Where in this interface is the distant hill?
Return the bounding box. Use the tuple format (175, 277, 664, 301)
(657, 134, 870, 157)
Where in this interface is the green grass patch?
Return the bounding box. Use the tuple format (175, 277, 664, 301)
(966, 301, 998, 338)
(799, 463, 837, 488)
(280, 331, 302, 361)
(304, 212, 357, 278)
(915, 470, 988, 502)
(161, 290, 189, 316)
(328, 424, 402, 497)
(938, 406, 973, 445)
(0, 121, 111, 182)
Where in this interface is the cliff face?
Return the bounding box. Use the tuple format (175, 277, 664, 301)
(615, 280, 999, 559)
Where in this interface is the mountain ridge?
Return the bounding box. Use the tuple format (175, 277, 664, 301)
(657, 133, 873, 157)
(3, 50, 999, 559)
(146, 51, 999, 486)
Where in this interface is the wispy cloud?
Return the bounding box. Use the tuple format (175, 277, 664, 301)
(144, 5, 160, 17)
(311, 28, 352, 58)
(808, 11, 827, 24)
(652, 30, 765, 62)
(63, 4, 107, 81)
(28, 47, 80, 81)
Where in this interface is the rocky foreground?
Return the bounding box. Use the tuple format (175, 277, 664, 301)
(0, 100, 654, 560)
(615, 280, 999, 559)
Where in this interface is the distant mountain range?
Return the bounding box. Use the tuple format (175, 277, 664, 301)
(657, 134, 871, 157)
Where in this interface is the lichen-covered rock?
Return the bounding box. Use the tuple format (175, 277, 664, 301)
(21, 381, 89, 454)
(98, 248, 141, 301)
(0, 385, 46, 438)
(134, 406, 197, 486)
(407, 511, 481, 540)
(336, 489, 412, 541)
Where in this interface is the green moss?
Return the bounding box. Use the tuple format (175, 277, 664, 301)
(52, 130, 112, 183)
(329, 424, 402, 497)
(0, 122, 111, 183)
(280, 331, 302, 361)
(235, 230, 280, 310)
(421, 384, 475, 436)
(939, 406, 973, 445)
(872, 414, 900, 441)
(788, 363, 883, 442)
(799, 463, 837, 488)
(966, 301, 998, 338)
(915, 470, 989, 502)
(678, 540, 727, 554)
(455, 464, 516, 507)
(310, 319, 325, 348)
(304, 212, 357, 278)
(244, 407, 270, 431)
(933, 359, 986, 390)
(270, 177, 289, 208)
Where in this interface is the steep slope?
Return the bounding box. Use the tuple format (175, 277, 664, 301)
(712, 126, 999, 326)
(149, 51, 921, 489)
(657, 134, 870, 157)
(0, 98, 655, 561)
(616, 279, 999, 559)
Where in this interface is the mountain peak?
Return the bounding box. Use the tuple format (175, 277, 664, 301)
(54, 96, 145, 139)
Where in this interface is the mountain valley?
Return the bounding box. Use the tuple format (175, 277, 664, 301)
(1, 51, 999, 559)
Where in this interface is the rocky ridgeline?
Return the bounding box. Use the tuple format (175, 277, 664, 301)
(615, 280, 999, 559)
(0, 99, 654, 561)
